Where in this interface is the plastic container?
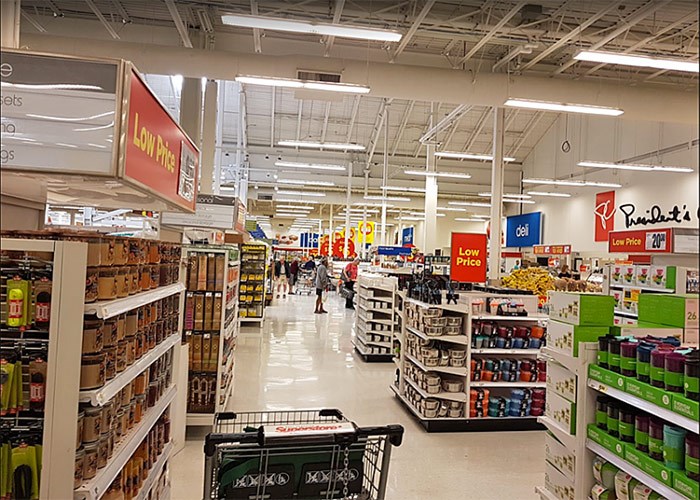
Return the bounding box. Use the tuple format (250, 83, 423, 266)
(608, 338, 622, 374)
(83, 442, 99, 480)
(664, 352, 686, 393)
(663, 424, 686, 470)
(648, 417, 664, 461)
(650, 349, 668, 389)
(620, 341, 637, 377)
(618, 406, 636, 443)
(684, 349, 699, 401)
(598, 335, 612, 368)
(80, 353, 106, 390)
(686, 433, 699, 481)
(606, 401, 620, 438)
(636, 342, 655, 383)
(635, 414, 649, 453)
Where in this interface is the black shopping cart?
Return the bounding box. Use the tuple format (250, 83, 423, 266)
(203, 409, 403, 500)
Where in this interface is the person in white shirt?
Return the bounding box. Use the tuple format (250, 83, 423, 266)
(274, 255, 291, 298)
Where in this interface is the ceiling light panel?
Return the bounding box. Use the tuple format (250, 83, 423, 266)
(275, 161, 346, 171)
(447, 201, 492, 207)
(527, 191, 572, 198)
(277, 190, 326, 197)
(278, 179, 335, 186)
(434, 151, 517, 162)
(364, 195, 412, 202)
(578, 161, 693, 173)
(236, 75, 369, 94)
(504, 99, 623, 116)
(278, 140, 365, 151)
(404, 170, 472, 179)
(380, 185, 426, 193)
(574, 50, 699, 73)
(522, 178, 622, 188)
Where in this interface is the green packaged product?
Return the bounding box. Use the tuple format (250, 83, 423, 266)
(591, 483, 615, 500)
(614, 471, 640, 500)
(592, 456, 618, 489)
(632, 483, 662, 500)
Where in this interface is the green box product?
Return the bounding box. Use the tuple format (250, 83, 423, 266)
(588, 424, 625, 458)
(671, 393, 699, 421)
(546, 391, 576, 435)
(548, 291, 615, 326)
(625, 377, 673, 409)
(649, 265, 676, 290)
(673, 471, 699, 500)
(589, 364, 626, 390)
(624, 446, 674, 487)
(638, 294, 699, 329)
(546, 361, 577, 403)
(548, 320, 611, 357)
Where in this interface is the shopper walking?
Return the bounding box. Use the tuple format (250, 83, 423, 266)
(289, 257, 299, 294)
(341, 258, 360, 309)
(315, 257, 330, 314)
(274, 255, 291, 299)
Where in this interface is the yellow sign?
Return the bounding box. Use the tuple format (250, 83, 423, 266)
(356, 221, 375, 245)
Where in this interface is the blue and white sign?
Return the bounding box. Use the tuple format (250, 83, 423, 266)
(505, 212, 542, 248)
(378, 246, 413, 256)
(401, 227, 414, 245)
(300, 233, 320, 248)
(249, 224, 267, 240)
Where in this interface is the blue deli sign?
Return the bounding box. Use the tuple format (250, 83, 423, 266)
(401, 227, 414, 245)
(300, 233, 320, 248)
(505, 212, 542, 248)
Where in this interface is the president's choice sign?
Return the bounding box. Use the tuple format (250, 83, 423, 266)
(505, 212, 542, 248)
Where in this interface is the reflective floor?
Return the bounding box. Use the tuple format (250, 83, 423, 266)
(171, 293, 544, 499)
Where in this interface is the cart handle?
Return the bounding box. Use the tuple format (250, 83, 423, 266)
(213, 408, 345, 424)
(203, 423, 404, 456)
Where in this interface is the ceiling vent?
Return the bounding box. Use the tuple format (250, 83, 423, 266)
(256, 190, 274, 201)
(519, 4, 545, 24)
(297, 70, 342, 83)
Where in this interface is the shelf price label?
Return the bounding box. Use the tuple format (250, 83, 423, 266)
(645, 231, 667, 251)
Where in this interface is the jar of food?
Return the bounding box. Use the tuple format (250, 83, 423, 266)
(106, 430, 114, 459)
(77, 410, 85, 449)
(128, 238, 141, 265)
(149, 241, 160, 264)
(116, 341, 127, 373)
(114, 237, 129, 265)
(121, 380, 133, 404)
(134, 372, 148, 396)
(134, 394, 145, 424)
(120, 404, 131, 434)
(82, 318, 104, 355)
(137, 306, 145, 330)
(74, 448, 85, 488)
(82, 406, 102, 443)
(116, 314, 126, 342)
(97, 434, 109, 469)
(128, 266, 139, 295)
(134, 331, 144, 359)
(140, 265, 151, 290)
(150, 264, 161, 289)
(101, 401, 113, 433)
(148, 323, 157, 350)
(80, 353, 106, 390)
(83, 442, 99, 480)
(114, 409, 125, 441)
(686, 349, 700, 401)
(85, 267, 99, 303)
(97, 267, 118, 300)
(148, 381, 159, 408)
(104, 346, 116, 380)
(86, 236, 102, 267)
(125, 311, 138, 337)
(128, 400, 136, 428)
(115, 267, 129, 298)
(125, 336, 136, 366)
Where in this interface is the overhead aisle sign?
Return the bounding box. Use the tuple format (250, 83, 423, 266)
(505, 212, 542, 247)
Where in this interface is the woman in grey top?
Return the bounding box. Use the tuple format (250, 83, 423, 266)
(315, 258, 330, 314)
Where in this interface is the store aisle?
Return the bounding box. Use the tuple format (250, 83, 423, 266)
(171, 293, 544, 499)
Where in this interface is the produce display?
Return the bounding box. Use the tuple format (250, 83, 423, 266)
(502, 268, 555, 296)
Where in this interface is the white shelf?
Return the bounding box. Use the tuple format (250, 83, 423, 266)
(186, 413, 214, 426)
(79, 334, 180, 406)
(405, 353, 468, 376)
(134, 441, 173, 500)
(587, 379, 699, 433)
(586, 440, 688, 500)
(360, 295, 393, 304)
(538, 416, 577, 451)
(405, 325, 470, 345)
(355, 325, 393, 338)
(404, 376, 467, 402)
(84, 283, 185, 319)
(471, 381, 546, 388)
(610, 283, 674, 293)
(354, 333, 392, 348)
(358, 303, 393, 314)
(75, 385, 176, 500)
(357, 313, 393, 325)
(472, 348, 541, 355)
(535, 486, 559, 500)
(472, 314, 548, 321)
(390, 384, 465, 421)
(614, 309, 638, 318)
(240, 316, 264, 323)
(353, 340, 391, 357)
(539, 347, 582, 375)
(360, 283, 394, 293)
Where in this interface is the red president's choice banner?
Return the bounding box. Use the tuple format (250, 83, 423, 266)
(124, 70, 199, 212)
(450, 233, 487, 283)
(608, 228, 673, 253)
(594, 191, 616, 242)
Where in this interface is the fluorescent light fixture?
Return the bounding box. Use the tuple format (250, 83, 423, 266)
(522, 178, 622, 188)
(278, 179, 335, 186)
(455, 218, 488, 222)
(275, 205, 314, 210)
(364, 195, 412, 202)
(505, 199, 536, 204)
(398, 216, 425, 221)
(574, 50, 699, 74)
(504, 98, 623, 116)
(404, 169, 472, 179)
(275, 161, 346, 171)
(274, 214, 302, 218)
(527, 191, 572, 198)
(578, 161, 693, 173)
(221, 13, 402, 42)
(235, 75, 369, 94)
(380, 185, 426, 193)
(434, 151, 516, 162)
(278, 140, 365, 151)
(478, 192, 532, 199)
(437, 207, 468, 212)
(354, 202, 395, 208)
(277, 190, 326, 197)
(448, 201, 492, 207)
(276, 198, 320, 204)
(409, 212, 445, 217)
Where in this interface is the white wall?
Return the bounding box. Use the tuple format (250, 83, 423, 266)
(523, 115, 698, 254)
(411, 218, 488, 254)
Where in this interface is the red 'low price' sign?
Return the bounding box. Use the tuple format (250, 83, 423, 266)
(450, 233, 487, 283)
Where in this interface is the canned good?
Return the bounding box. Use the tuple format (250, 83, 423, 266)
(83, 442, 99, 480)
(80, 353, 106, 390)
(74, 448, 85, 488)
(82, 318, 103, 355)
(97, 267, 118, 300)
(97, 434, 109, 469)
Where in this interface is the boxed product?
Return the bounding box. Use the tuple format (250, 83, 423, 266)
(545, 391, 576, 435)
(649, 265, 676, 290)
(624, 446, 673, 487)
(590, 484, 615, 500)
(611, 265, 624, 286)
(622, 266, 636, 285)
(673, 471, 699, 500)
(544, 460, 575, 500)
(548, 292, 615, 326)
(635, 266, 651, 287)
(610, 325, 683, 340)
(671, 393, 699, 421)
(638, 294, 699, 329)
(545, 432, 575, 481)
(588, 365, 625, 393)
(546, 361, 576, 403)
(612, 290, 623, 310)
(624, 376, 672, 409)
(587, 425, 626, 459)
(548, 319, 610, 357)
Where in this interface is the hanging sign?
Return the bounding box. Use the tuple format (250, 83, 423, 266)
(505, 212, 542, 247)
(234, 200, 246, 232)
(124, 70, 199, 211)
(608, 228, 674, 253)
(300, 233, 320, 248)
(161, 194, 235, 228)
(533, 244, 572, 255)
(377, 246, 412, 256)
(594, 191, 616, 242)
(401, 227, 414, 245)
(450, 233, 487, 283)
(356, 221, 375, 244)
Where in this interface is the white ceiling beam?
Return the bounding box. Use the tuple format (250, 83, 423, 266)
(111, 0, 131, 24)
(519, 1, 622, 72)
(391, 0, 437, 62)
(508, 111, 544, 158)
(413, 103, 440, 157)
(250, 0, 262, 54)
(84, 0, 120, 40)
(164, 0, 193, 48)
(441, 111, 466, 151)
(462, 107, 491, 152)
(323, 0, 345, 57)
(320, 102, 332, 143)
(44, 0, 63, 18)
(365, 99, 391, 170)
(555, 0, 672, 75)
(456, 1, 526, 66)
(345, 95, 361, 144)
(391, 100, 415, 156)
(420, 104, 470, 143)
(295, 100, 303, 144)
(21, 10, 47, 33)
(270, 88, 276, 148)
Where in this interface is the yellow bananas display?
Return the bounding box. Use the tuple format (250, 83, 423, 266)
(501, 268, 555, 296)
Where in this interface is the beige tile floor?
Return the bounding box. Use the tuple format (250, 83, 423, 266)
(171, 292, 544, 499)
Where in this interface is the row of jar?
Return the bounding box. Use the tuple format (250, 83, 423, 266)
(75, 352, 173, 489)
(85, 263, 180, 303)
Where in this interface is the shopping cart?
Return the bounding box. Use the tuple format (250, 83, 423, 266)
(296, 269, 315, 295)
(203, 409, 403, 500)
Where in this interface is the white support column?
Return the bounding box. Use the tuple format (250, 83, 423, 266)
(423, 104, 438, 254)
(344, 164, 352, 258)
(179, 77, 203, 149)
(488, 107, 506, 281)
(380, 106, 389, 246)
(361, 170, 369, 259)
(1, 0, 20, 48)
(200, 79, 218, 195)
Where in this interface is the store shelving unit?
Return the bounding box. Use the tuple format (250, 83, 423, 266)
(238, 244, 268, 323)
(183, 245, 240, 427)
(352, 274, 398, 362)
(392, 291, 547, 432)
